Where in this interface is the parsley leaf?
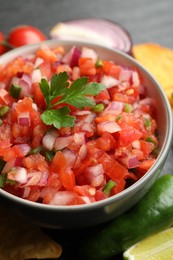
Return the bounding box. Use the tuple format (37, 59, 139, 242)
(57, 79, 104, 109)
(41, 107, 75, 129)
(39, 72, 69, 109)
(39, 72, 106, 129)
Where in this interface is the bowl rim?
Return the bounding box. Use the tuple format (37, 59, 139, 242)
(0, 39, 172, 211)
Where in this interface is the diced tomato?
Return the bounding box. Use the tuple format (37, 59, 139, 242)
(36, 47, 57, 63)
(136, 158, 156, 178)
(78, 57, 96, 76)
(102, 60, 121, 78)
(140, 140, 155, 158)
(50, 150, 66, 173)
(32, 124, 47, 147)
(0, 56, 33, 81)
(26, 186, 41, 202)
(117, 127, 143, 147)
(31, 82, 46, 108)
(38, 60, 52, 80)
(0, 89, 14, 106)
(95, 89, 110, 102)
(99, 153, 128, 183)
(23, 153, 49, 172)
(96, 132, 116, 151)
(47, 173, 62, 190)
(95, 190, 108, 201)
(2, 144, 29, 161)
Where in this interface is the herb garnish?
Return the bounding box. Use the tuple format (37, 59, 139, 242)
(39, 72, 105, 129)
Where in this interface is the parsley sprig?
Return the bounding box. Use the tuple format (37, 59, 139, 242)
(39, 72, 105, 129)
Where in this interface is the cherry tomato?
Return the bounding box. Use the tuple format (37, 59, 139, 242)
(7, 25, 47, 47)
(0, 32, 6, 55)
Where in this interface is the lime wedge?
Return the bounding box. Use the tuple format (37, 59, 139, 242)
(123, 227, 173, 260)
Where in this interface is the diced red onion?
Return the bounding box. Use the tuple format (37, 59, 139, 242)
(72, 110, 92, 116)
(119, 68, 132, 82)
(81, 47, 98, 63)
(17, 144, 31, 156)
(81, 196, 92, 204)
(31, 68, 43, 83)
(80, 122, 93, 133)
(34, 57, 44, 68)
(62, 46, 81, 68)
(100, 75, 120, 88)
(7, 167, 27, 184)
(20, 73, 32, 86)
(50, 18, 133, 54)
(62, 148, 77, 167)
(132, 140, 141, 149)
(19, 74, 32, 98)
(2, 157, 23, 173)
(132, 71, 140, 86)
(54, 136, 74, 150)
(42, 132, 57, 151)
(84, 164, 104, 187)
(26, 171, 42, 186)
(0, 89, 11, 105)
(97, 121, 121, 134)
(23, 186, 31, 198)
(73, 132, 86, 145)
(84, 112, 96, 123)
(120, 155, 140, 169)
(18, 112, 31, 126)
(49, 191, 77, 205)
(38, 172, 48, 186)
(105, 101, 124, 112)
(78, 144, 87, 160)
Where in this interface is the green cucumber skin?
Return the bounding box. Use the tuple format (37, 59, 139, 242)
(80, 174, 173, 260)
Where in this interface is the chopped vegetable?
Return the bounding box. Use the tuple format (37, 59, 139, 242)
(50, 18, 133, 54)
(9, 83, 21, 98)
(0, 105, 9, 117)
(7, 25, 47, 48)
(103, 180, 116, 195)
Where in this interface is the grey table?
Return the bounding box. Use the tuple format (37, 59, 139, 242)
(0, 0, 173, 259)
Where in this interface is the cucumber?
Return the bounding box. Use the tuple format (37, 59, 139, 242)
(79, 174, 173, 259)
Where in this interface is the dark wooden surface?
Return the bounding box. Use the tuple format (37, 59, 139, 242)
(0, 0, 173, 259)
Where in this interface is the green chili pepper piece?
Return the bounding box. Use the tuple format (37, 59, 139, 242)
(92, 103, 105, 112)
(103, 180, 116, 195)
(115, 115, 122, 121)
(145, 118, 151, 128)
(124, 103, 132, 113)
(95, 59, 103, 68)
(0, 105, 9, 117)
(29, 146, 42, 155)
(9, 84, 22, 99)
(44, 150, 55, 162)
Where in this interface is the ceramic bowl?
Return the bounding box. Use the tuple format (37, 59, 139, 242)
(0, 40, 172, 229)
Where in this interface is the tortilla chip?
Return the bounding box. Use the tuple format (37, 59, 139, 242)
(0, 202, 62, 260)
(132, 43, 173, 106)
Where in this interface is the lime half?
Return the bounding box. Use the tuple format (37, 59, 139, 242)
(123, 227, 173, 260)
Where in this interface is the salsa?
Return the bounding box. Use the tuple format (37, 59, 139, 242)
(0, 44, 158, 205)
